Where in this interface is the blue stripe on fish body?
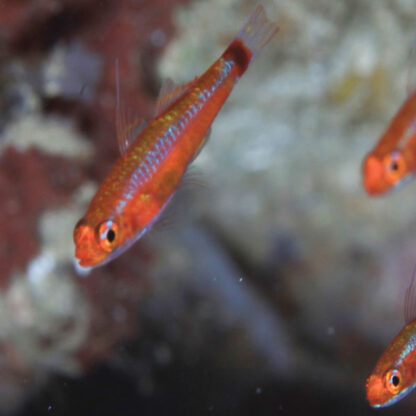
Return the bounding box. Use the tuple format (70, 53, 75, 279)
(154, 142, 164, 158)
(168, 126, 178, 141)
(148, 152, 158, 165)
(224, 60, 233, 73)
(398, 334, 416, 365)
(132, 171, 140, 183)
(199, 90, 211, 101)
(164, 134, 172, 147)
(159, 136, 168, 152)
(145, 155, 157, 172)
(172, 124, 180, 136)
(116, 199, 127, 214)
(142, 163, 150, 176)
(145, 155, 152, 165)
(138, 168, 146, 180)
(179, 116, 188, 129)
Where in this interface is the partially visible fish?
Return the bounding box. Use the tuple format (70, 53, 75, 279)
(366, 268, 416, 407)
(73, 6, 278, 269)
(362, 91, 416, 195)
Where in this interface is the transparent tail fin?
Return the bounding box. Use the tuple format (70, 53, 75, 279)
(236, 5, 279, 58)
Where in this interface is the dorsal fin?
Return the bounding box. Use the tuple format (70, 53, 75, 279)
(404, 265, 416, 324)
(155, 77, 197, 116)
(115, 59, 148, 155)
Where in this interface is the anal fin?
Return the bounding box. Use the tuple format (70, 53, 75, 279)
(191, 127, 212, 163)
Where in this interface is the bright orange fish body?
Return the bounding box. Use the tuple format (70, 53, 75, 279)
(363, 91, 416, 195)
(367, 270, 416, 407)
(366, 319, 416, 407)
(74, 6, 278, 269)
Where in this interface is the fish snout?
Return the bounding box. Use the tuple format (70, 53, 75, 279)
(362, 154, 385, 195)
(366, 374, 384, 407)
(73, 219, 100, 267)
(366, 373, 400, 408)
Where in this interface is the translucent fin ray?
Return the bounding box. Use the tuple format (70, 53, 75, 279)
(151, 170, 208, 234)
(115, 59, 147, 155)
(190, 127, 211, 162)
(180, 168, 208, 189)
(155, 77, 198, 116)
(404, 265, 416, 324)
(236, 5, 279, 58)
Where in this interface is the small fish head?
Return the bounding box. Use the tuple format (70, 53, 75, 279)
(73, 217, 124, 268)
(362, 150, 407, 195)
(366, 367, 412, 408)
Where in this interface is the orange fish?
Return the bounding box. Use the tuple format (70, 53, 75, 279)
(362, 91, 416, 196)
(74, 6, 278, 269)
(366, 268, 416, 407)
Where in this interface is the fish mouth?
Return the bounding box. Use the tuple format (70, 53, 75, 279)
(74, 254, 98, 268)
(73, 220, 106, 268)
(74, 244, 99, 268)
(73, 258, 92, 276)
(362, 155, 385, 195)
(363, 180, 384, 196)
(366, 375, 384, 407)
(74, 244, 124, 269)
(74, 242, 108, 268)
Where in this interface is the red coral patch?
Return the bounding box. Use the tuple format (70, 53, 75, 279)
(0, 146, 85, 287)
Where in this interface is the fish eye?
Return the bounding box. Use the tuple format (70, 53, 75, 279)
(383, 151, 406, 184)
(97, 220, 118, 252)
(107, 229, 115, 243)
(385, 369, 401, 394)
